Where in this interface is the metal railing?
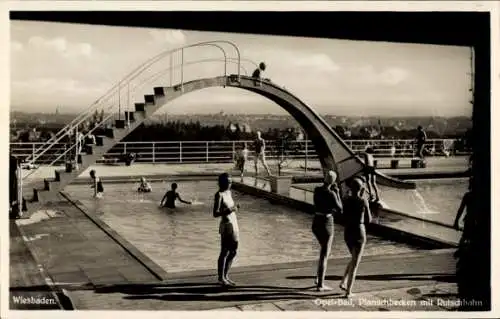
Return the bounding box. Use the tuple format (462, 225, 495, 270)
(10, 138, 468, 166)
(20, 41, 251, 180)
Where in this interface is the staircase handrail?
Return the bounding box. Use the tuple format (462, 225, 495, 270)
(130, 57, 256, 97)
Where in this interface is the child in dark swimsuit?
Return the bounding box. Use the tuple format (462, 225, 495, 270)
(340, 177, 372, 298)
(160, 183, 191, 208)
(252, 62, 266, 86)
(89, 170, 104, 198)
(312, 170, 343, 291)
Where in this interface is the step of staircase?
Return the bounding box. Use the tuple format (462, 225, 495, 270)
(27, 91, 159, 205)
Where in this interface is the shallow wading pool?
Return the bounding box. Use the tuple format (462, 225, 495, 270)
(65, 180, 422, 273)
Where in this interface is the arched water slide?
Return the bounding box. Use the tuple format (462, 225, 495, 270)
(22, 41, 415, 205)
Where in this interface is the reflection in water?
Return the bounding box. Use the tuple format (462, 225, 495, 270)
(65, 181, 417, 273)
(410, 190, 440, 215)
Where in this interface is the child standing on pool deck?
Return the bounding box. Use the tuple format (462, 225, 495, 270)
(89, 170, 104, 198)
(362, 147, 380, 203)
(235, 143, 249, 179)
(340, 177, 372, 298)
(213, 173, 240, 287)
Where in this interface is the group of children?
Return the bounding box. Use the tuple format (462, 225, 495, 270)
(88, 170, 193, 209)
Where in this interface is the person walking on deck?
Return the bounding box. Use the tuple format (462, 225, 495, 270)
(253, 131, 272, 176)
(312, 170, 343, 291)
(213, 173, 240, 287)
(415, 125, 427, 160)
(340, 177, 373, 298)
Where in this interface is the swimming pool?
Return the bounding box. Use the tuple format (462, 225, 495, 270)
(65, 180, 419, 273)
(292, 178, 468, 226)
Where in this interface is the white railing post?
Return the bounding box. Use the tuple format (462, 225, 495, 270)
(152, 142, 155, 163)
(17, 161, 22, 217)
(181, 49, 184, 92)
(127, 82, 130, 127)
(123, 142, 127, 154)
(75, 126, 79, 170)
(206, 141, 209, 162)
(305, 138, 308, 174)
(179, 142, 183, 163)
(31, 143, 35, 165)
(232, 141, 235, 161)
(170, 53, 173, 87)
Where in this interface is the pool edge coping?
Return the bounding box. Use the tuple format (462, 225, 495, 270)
(59, 191, 170, 282)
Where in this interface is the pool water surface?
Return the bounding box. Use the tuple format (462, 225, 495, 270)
(65, 180, 419, 273)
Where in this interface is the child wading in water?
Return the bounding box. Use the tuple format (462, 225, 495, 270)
(160, 183, 192, 208)
(453, 178, 474, 247)
(340, 177, 373, 298)
(89, 170, 104, 198)
(213, 173, 240, 287)
(138, 177, 152, 193)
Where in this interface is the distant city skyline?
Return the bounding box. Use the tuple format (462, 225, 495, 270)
(11, 20, 474, 117)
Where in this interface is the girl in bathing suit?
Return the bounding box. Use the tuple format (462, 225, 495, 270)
(340, 177, 373, 298)
(312, 170, 343, 291)
(213, 173, 240, 287)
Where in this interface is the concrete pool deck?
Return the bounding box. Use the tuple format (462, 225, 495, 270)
(10, 199, 459, 311)
(11, 157, 465, 311)
(11, 188, 461, 311)
(21, 156, 469, 184)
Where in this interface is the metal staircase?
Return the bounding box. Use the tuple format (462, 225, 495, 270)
(22, 41, 247, 206)
(20, 40, 415, 211)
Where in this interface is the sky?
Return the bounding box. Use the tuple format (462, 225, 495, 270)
(10, 20, 473, 117)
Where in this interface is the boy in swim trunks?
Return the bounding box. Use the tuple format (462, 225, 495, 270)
(362, 147, 380, 203)
(235, 143, 249, 178)
(252, 62, 266, 86)
(160, 183, 192, 208)
(253, 131, 272, 176)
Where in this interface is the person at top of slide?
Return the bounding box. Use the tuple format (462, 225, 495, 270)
(252, 62, 266, 86)
(253, 131, 272, 176)
(138, 177, 152, 193)
(213, 172, 240, 286)
(89, 169, 104, 198)
(160, 183, 192, 208)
